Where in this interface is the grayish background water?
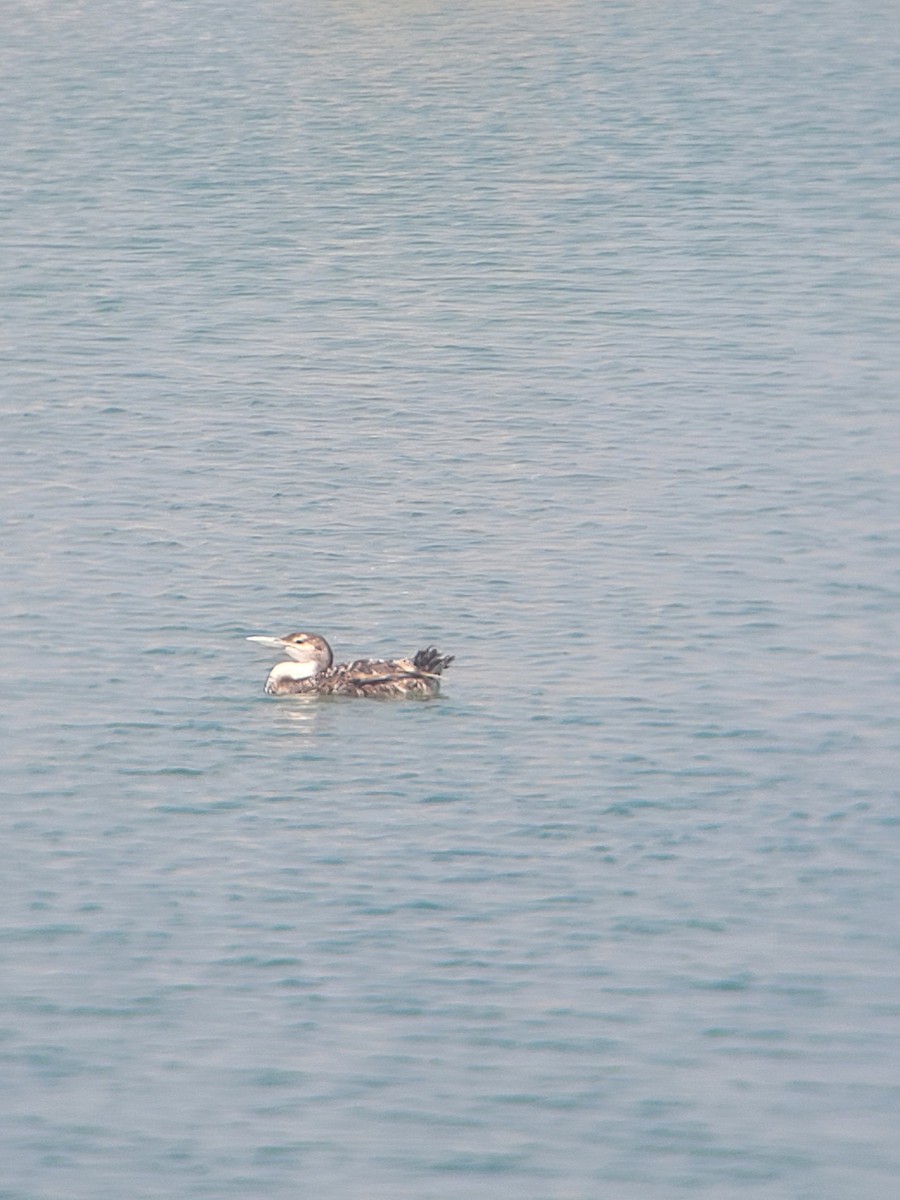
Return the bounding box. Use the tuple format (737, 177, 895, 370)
(2, 1, 899, 1196)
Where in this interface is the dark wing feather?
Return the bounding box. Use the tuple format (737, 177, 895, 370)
(412, 647, 454, 674)
(318, 656, 441, 697)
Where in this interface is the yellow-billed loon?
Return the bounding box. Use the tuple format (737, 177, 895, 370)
(246, 631, 453, 698)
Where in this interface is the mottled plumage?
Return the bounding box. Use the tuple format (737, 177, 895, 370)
(246, 631, 453, 698)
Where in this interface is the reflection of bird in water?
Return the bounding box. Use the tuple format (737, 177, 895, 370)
(247, 632, 454, 698)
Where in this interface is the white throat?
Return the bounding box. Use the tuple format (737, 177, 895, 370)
(282, 644, 317, 664)
(268, 660, 319, 685)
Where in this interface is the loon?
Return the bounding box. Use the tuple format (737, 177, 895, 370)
(247, 631, 454, 698)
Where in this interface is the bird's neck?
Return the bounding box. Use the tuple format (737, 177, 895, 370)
(268, 660, 321, 685)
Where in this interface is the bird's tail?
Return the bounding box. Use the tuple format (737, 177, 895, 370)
(413, 646, 454, 675)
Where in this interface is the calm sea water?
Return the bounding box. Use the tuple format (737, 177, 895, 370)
(2, 1, 900, 1196)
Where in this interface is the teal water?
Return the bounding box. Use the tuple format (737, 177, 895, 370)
(2, 1, 900, 1196)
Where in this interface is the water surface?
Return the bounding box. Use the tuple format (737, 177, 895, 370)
(2, 1, 900, 1196)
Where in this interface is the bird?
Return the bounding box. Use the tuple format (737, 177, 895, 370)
(246, 631, 454, 698)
